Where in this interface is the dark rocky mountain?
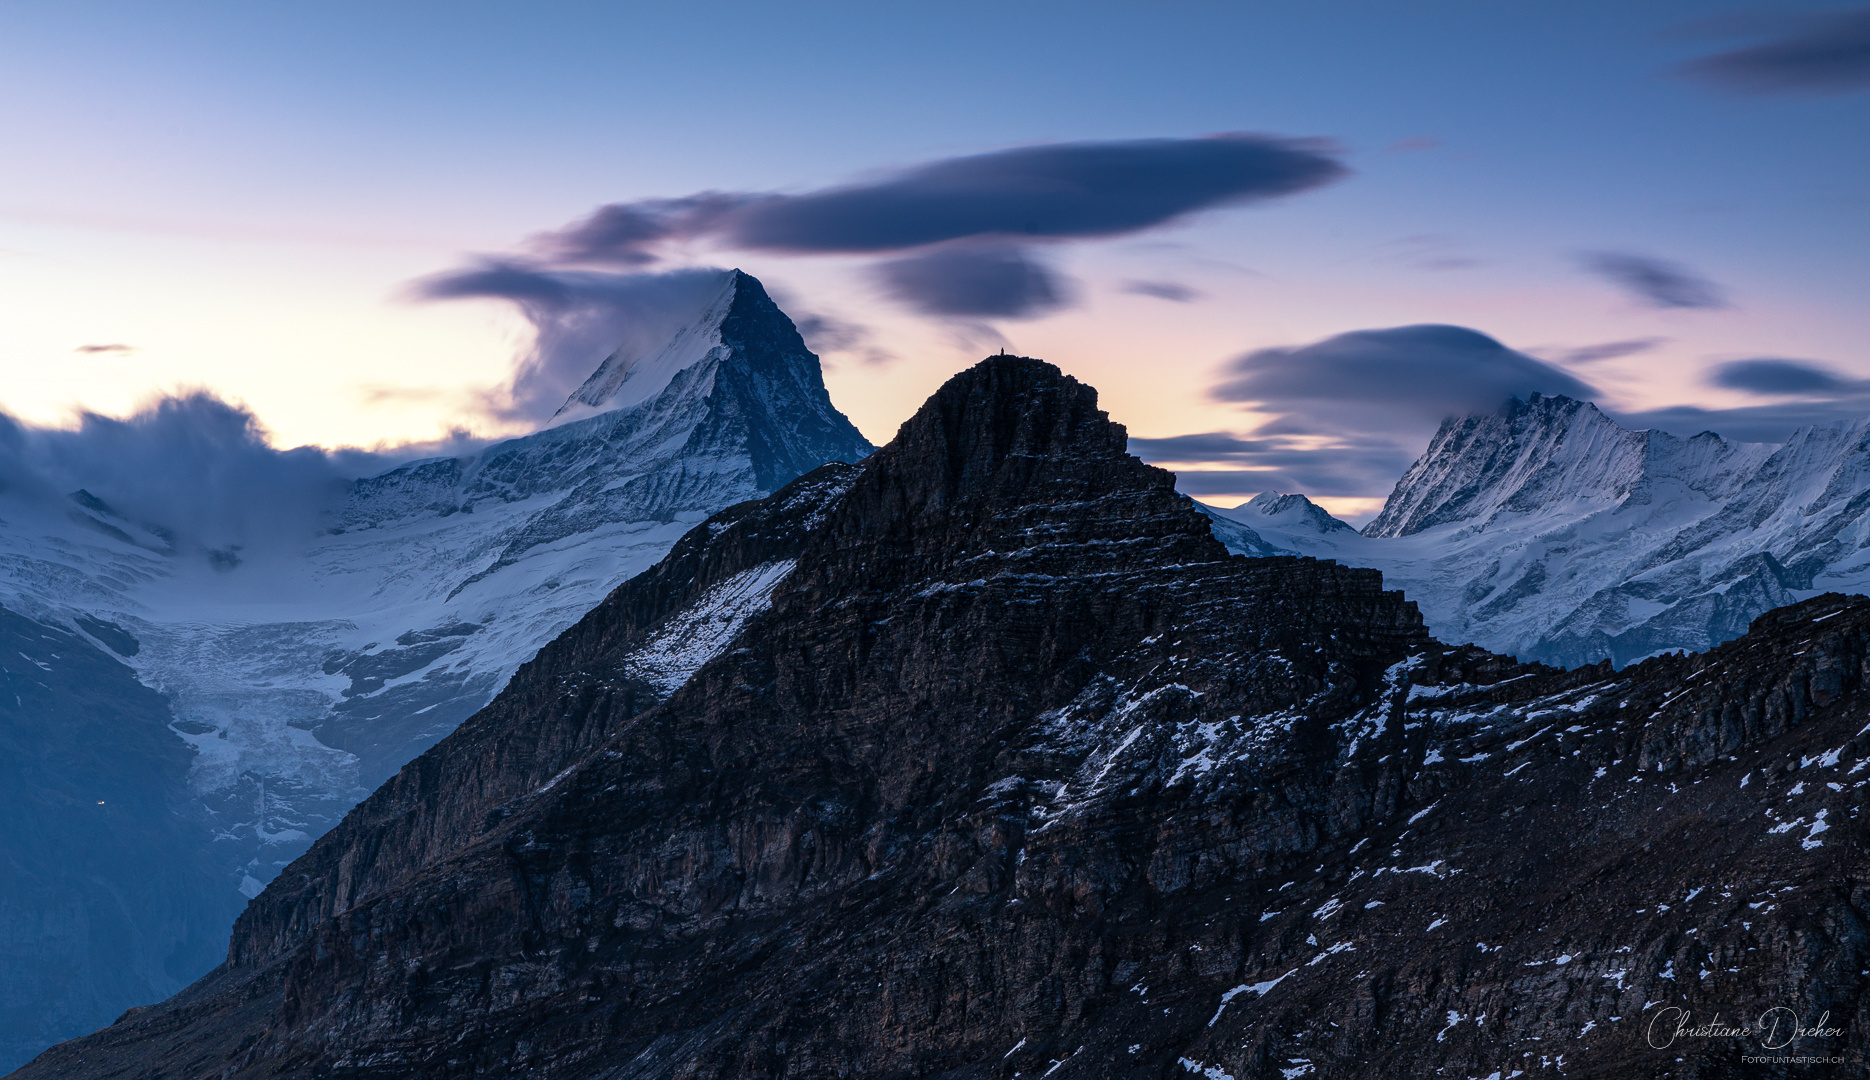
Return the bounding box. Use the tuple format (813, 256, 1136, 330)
(16, 359, 1865, 1079)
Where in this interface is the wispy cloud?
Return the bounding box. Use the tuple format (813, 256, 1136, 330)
(353, 384, 451, 406)
(1379, 234, 1484, 273)
(1615, 354, 1870, 442)
(1549, 337, 1668, 364)
(1579, 251, 1730, 310)
(1128, 435, 1418, 500)
(1121, 279, 1202, 302)
(1677, 8, 1870, 95)
(74, 343, 136, 355)
(791, 310, 896, 366)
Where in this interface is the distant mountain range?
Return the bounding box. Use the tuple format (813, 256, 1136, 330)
(0, 269, 870, 1070)
(1203, 391, 1870, 667)
(10, 280, 1870, 1073)
(20, 358, 1863, 1079)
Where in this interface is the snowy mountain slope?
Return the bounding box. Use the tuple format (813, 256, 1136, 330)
(0, 268, 870, 1068)
(1203, 393, 1870, 668)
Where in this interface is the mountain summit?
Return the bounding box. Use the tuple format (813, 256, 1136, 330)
(1362, 393, 1765, 539)
(544, 269, 870, 492)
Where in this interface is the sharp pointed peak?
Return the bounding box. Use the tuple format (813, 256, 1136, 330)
(548, 273, 745, 424)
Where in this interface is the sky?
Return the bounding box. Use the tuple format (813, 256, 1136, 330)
(2, 1, 1867, 522)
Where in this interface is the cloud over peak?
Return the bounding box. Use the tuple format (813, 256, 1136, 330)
(412, 263, 731, 423)
(1126, 324, 1602, 502)
(1211, 324, 1597, 424)
(515, 134, 1345, 319)
(537, 134, 1347, 266)
(406, 134, 1349, 428)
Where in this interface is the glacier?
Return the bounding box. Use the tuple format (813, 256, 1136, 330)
(1200, 392, 1870, 668)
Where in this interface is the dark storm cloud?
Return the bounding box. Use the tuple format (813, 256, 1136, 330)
(875, 243, 1069, 318)
(1678, 8, 1870, 94)
(1579, 251, 1730, 310)
(1710, 357, 1857, 394)
(1121, 279, 1202, 302)
(412, 262, 730, 422)
(535, 134, 1348, 265)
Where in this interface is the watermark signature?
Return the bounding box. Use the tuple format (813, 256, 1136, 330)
(1647, 1006, 1844, 1051)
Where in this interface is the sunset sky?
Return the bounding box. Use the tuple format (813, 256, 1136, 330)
(3, 1, 1866, 520)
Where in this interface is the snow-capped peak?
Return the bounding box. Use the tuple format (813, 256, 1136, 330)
(1362, 393, 1780, 540)
(1364, 394, 1649, 538)
(550, 270, 741, 425)
(1237, 491, 1356, 535)
(1203, 391, 1870, 670)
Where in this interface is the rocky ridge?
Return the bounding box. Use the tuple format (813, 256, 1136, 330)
(16, 359, 1866, 1079)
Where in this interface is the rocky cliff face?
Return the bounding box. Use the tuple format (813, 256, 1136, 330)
(18, 360, 1865, 1079)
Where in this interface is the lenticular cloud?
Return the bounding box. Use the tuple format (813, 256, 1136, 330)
(437, 133, 1347, 320)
